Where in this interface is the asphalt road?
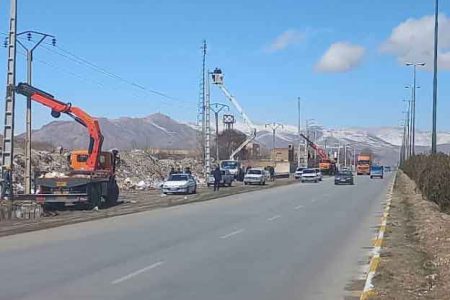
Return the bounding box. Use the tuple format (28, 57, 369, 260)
(0, 174, 393, 300)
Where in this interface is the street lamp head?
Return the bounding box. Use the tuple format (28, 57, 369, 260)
(418, 63, 426, 66)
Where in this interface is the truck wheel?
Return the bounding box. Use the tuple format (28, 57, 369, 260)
(88, 183, 102, 210)
(106, 181, 119, 206)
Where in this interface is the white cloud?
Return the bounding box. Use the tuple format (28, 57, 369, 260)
(315, 42, 366, 73)
(380, 14, 450, 70)
(266, 29, 304, 53)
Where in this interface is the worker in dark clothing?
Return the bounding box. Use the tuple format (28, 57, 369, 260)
(269, 166, 275, 181)
(213, 166, 222, 192)
(185, 167, 192, 175)
(169, 167, 176, 175)
(176, 167, 182, 174)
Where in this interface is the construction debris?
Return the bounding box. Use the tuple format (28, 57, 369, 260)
(11, 148, 205, 192)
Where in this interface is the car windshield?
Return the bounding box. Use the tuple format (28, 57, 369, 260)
(338, 171, 352, 176)
(358, 160, 371, 165)
(296, 168, 304, 172)
(303, 169, 315, 174)
(372, 167, 383, 171)
(248, 170, 262, 175)
(168, 174, 188, 181)
(221, 161, 238, 169)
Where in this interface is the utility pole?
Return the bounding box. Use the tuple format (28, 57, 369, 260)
(265, 122, 283, 152)
(198, 40, 207, 129)
(405, 62, 425, 156)
(1, 0, 18, 199)
(210, 103, 229, 162)
(344, 144, 347, 167)
(16, 30, 56, 194)
(297, 97, 301, 167)
(204, 70, 211, 175)
(432, 0, 439, 154)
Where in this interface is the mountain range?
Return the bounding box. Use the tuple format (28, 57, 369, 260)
(22, 113, 450, 165)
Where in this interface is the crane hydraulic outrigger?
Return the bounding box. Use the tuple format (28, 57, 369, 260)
(300, 133, 336, 175)
(14, 83, 119, 208)
(211, 68, 257, 180)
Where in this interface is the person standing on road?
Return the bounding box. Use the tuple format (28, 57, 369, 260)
(213, 166, 222, 192)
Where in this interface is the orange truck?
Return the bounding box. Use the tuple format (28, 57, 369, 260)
(356, 154, 372, 175)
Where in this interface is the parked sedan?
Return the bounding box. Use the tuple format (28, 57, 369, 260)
(301, 168, 320, 183)
(244, 168, 266, 185)
(314, 168, 323, 181)
(162, 173, 197, 194)
(334, 170, 354, 185)
(294, 167, 305, 179)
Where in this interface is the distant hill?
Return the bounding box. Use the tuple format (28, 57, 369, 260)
(17, 112, 450, 165)
(21, 113, 200, 151)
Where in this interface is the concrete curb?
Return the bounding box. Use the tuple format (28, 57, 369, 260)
(360, 172, 396, 300)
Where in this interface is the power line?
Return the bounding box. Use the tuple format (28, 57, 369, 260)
(2, 31, 191, 106)
(40, 43, 188, 105)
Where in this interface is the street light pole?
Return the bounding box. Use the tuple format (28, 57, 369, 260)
(403, 99, 411, 159)
(406, 62, 425, 156)
(210, 103, 229, 162)
(16, 30, 56, 194)
(432, 0, 439, 154)
(265, 122, 283, 151)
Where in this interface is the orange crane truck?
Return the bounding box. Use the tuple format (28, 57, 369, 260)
(300, 134, 336, 175)
(15, 83, 119, 208)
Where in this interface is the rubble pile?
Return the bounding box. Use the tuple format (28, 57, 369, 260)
(13, 149, 70, 192)
(12, 148, 205, 192)
(117, 149, 204, 190)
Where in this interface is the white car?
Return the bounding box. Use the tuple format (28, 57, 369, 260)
(244, 168, 266, 185)
(301, 168, 320, 183)
(294, 167, 305, 179)
(314, 168, 323, 181)
(162, 173, 197, 194)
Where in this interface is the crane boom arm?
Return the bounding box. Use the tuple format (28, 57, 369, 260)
(15, 83, 103, 171)
(217, 84, 256, 134)
(300, 133, 329, 160)
(215, 84, 257, 160)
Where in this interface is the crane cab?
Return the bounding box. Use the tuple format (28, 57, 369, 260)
(69, 150, 119, 173)
(212, 68, 224, 85)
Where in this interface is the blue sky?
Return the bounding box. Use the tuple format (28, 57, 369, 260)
(0, 0, 449, 133)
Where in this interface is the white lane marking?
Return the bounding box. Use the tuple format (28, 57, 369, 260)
(294, 204, 304, 210)
(220, 229, 245, 239)
(267, 215, 281, 221)
(112, 261, 164, 285)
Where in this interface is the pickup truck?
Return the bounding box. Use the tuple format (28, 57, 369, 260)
(370, 166, 384, 179)
(207, 169, 234, 187)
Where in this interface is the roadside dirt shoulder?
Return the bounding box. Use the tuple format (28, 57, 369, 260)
(371, 171, 450, 299)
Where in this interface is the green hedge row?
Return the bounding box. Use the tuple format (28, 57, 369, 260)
(401, 154, 450, 212)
